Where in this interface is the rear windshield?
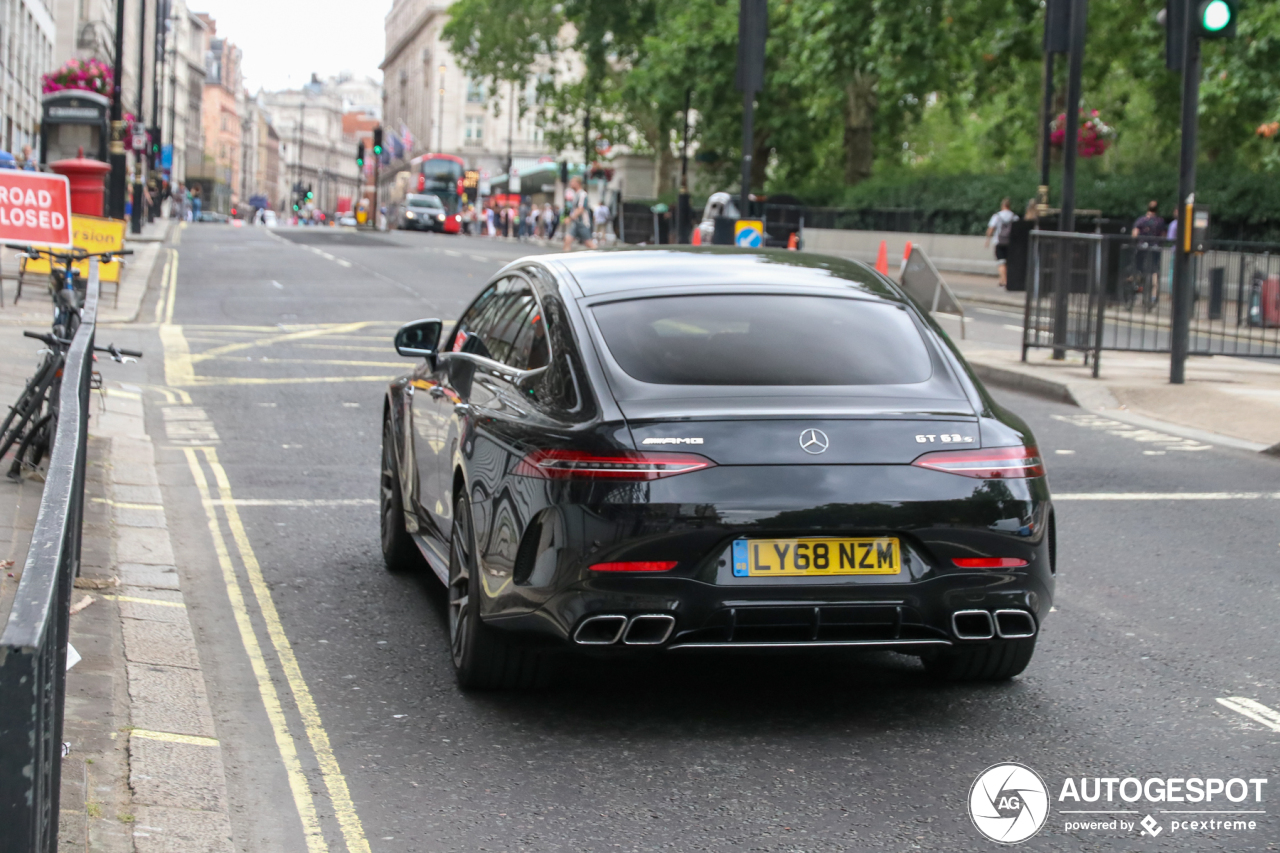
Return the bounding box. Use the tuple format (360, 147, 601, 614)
(408, 195, 443, 208)
(592, 294, 932, 386)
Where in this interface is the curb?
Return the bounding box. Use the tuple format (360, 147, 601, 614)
(72, 388, 237, 852)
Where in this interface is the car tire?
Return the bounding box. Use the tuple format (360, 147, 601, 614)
(448, 495, 548, 689)
(380, 414, 423, 573)
(922, 637, 1036, 682)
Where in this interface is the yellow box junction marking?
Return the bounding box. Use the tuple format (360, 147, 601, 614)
(189, 446, 371, 853)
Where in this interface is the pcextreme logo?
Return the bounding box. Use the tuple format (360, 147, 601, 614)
(969, 763, 1050, 844)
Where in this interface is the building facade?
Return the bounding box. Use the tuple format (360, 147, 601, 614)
(260, 78, 361, 216)
(3, 0, 56, 157)
(159, 0, 207, 187)
(193, 16, 243, 212)
(379, 0, 553, 181)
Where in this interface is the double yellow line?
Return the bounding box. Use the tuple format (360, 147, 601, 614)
(184, 446, 370, 853)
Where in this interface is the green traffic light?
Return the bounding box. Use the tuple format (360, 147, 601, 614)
(373, 146, 382, 155)
(293, 204, 299, 210)
(1201, 0, 1231, 30)
(306, 192, 314, 199)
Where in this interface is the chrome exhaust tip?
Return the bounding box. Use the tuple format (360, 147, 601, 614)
(622, 614, 676, 645)
(994, 609, 1037, 639)
(573, 615, 628, 645)
(952, 610, 996, 640)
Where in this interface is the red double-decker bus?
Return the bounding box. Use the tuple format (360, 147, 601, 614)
(412, 153, 465, 234)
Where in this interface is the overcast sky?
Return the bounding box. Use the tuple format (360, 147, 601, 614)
(193, 0, 387, 92)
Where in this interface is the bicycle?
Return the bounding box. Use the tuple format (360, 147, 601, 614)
(6, 245, 133, 337)
(0, 332, 141, 481)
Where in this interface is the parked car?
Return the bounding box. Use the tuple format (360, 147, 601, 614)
(339, 215, 358, 227)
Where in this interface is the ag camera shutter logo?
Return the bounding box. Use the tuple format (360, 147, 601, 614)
(969, 763, 1050, 844)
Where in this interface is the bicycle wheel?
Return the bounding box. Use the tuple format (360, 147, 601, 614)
(0, 361, 56, 462)
(7, 411, 52, 480)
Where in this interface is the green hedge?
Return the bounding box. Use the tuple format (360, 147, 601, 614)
(833, 164, 1280, 241)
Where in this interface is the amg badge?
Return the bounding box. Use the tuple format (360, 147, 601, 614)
(642, 437, 704, 445)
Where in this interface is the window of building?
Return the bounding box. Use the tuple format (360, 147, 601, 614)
(465, 78, 485, 104)
(464, 115, 484, 144)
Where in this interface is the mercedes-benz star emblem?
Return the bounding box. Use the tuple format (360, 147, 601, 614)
(799, 428, 830, 454)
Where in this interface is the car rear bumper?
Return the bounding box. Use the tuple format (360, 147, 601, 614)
(487, 567, 1051, 653)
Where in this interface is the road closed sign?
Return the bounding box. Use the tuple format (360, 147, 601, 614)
(734, 218, 765, 248)
(0, 171, 73, 247)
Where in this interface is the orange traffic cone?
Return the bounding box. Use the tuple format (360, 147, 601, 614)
(875, 240, 889, 275)
(692, 227, 702, 246)
(786, 231, 798, 251)
(900, 240, 913, 273)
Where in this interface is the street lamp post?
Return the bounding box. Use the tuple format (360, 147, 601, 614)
(108, 0, 128, 218)
(436, 64, 445, 152)
(132, 0, 148, 235)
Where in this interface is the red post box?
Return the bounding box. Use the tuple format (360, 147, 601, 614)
(49, 148, 111, 218)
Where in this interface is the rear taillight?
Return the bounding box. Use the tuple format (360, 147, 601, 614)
(589, 561, 678, 572)
(952, 557, 1029, 569)
(911, 445, 1045, 479)
(514, 449, 715, 481)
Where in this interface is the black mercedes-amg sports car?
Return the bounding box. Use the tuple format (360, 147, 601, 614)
(381, 248, 1054, 688)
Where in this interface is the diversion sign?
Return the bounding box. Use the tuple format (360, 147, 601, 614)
(0, 171, 73, 247)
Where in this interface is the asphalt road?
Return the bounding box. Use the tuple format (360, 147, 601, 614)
(119, 224, 1279, 852)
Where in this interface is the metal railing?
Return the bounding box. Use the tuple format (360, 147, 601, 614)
(0, 265, 98, 852)
(1023, 231, 1280, 373)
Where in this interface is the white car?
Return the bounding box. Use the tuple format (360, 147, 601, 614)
(339, 215, 358, 227)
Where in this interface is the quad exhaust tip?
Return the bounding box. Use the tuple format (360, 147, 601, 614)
(952, 609, 1038, 640)
(573, 614, 676, 646)
(994, 609, 1037, 639)
(623, 614, 676, 645)
(951, 610, 995, 640)
(573, 615, 628, 645)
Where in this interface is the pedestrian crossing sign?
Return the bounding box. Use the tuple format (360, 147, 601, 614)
(734, 219, 765, 248)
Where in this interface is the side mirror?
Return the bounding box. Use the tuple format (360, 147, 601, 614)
(394, 318, 443, 359)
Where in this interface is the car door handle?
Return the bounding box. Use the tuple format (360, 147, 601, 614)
(430, 386, 446, 399)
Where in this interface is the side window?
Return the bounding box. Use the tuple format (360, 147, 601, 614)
(450, 283, 499, 354)
(484, 285, 537, 365)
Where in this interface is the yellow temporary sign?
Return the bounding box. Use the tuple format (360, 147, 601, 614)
(23, 214, 126, 282)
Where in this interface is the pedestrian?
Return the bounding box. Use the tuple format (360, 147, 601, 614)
(594, 199, 611, 241)
(191, 185, 201, 220)
(984, 197, 1018, 288)
(542, 203, 555, 240)
(1131, 200, 1166, 300)
(1166, 206, 1179, 241)
(19, 144, 35, 171)
(562, 176, 597, 251)
(519, 199, 532, 239)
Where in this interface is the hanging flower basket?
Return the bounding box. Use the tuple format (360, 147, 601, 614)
(42, 58, 113, 96)
(1050, 109, 1116, 158)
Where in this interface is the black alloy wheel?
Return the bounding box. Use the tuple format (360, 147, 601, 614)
(448, 494, 547, 689)
(379, 414, 421, 573)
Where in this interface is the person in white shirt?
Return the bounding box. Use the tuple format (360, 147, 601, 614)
(594, 201, 611, 240)
(984, 198, 1019, 288)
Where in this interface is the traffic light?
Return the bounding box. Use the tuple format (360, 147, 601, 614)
(356, 141, 365, 167)
(372, 127, 383, 157)
(306, 186, 314, 200)
(1198, 0, 1236, 38)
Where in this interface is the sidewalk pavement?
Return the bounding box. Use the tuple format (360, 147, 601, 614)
(0, 217, 172, 326)
(1, 219, 233, 850)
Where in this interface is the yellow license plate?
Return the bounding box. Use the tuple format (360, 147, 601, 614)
(732, 538, 901, 577)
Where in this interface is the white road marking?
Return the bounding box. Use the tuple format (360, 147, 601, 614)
(470, 254, 489, 263)
(974, 307, 1027, 319)
(202, 498, 378, 507)
(1055, 492, 1280, 501)
(271, 280, 284, 289)
(336, 259, 352, 268)
(1216, 697, 1280, 732)
(1052, 413, 1212, 451)
(1003, 324, 1026, 332)
(1054, 449, 1075, 455)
